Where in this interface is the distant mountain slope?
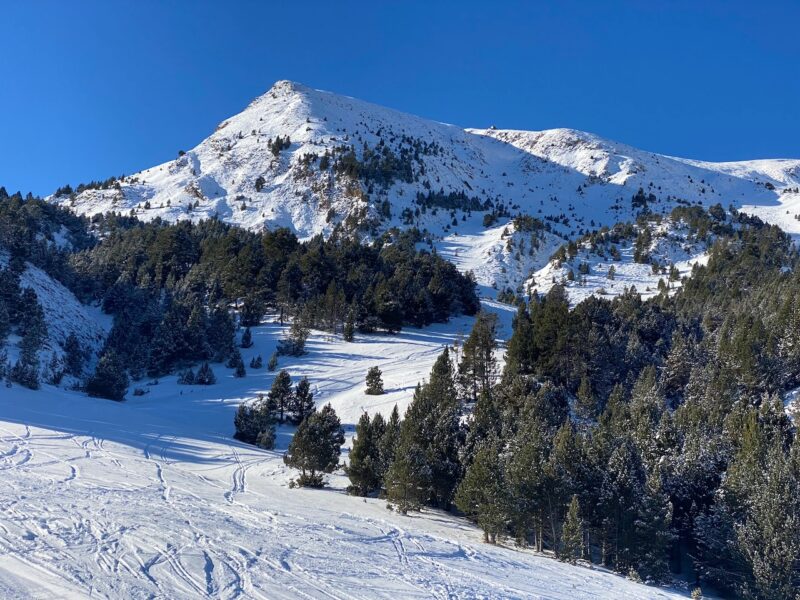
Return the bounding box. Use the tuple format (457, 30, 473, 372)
(52, 81, 800, 289)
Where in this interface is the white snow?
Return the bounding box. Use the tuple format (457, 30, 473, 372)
(529, 217, 714, 306)
(0, 311, 688, 599)
(51, 81, 800, 293)
(0, 252, 110, 376)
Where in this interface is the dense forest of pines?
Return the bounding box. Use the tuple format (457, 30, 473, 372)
(0, 190, 479, 394)
(337, 207, 800, 599)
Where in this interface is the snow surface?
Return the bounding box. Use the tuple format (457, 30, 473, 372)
(51, 81, 800, 293)
(0, 253, 110, 376)
(0, 309, 688, 599)
(529, 217, 714, 306)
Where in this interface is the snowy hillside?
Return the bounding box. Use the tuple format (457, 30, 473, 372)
(0, 312, 687, 599)
(528, 210, 724, 305)
(0, 252, 109, 382)
(51, 81, 800, 292)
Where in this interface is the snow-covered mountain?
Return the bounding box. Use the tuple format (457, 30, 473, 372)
(49, 81, 800, 295)
(52, 80, 800, 253)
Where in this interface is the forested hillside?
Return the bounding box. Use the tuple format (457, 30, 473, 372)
(0, 191, 478, 396)
(334, 207, 800, 598)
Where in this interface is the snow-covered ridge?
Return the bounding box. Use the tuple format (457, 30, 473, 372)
(51, 80, 800, 292)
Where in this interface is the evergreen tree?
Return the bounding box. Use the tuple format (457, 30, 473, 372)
(346, 412, 383, 496)
(385, 348, 462, 510)
(234, 360, 246, 378)
(241, 327, 253, 348)
(455, 437, 507, 543)
(343, 308, 355, 342)
(633, 470, 674, 582)
(575, 375, 596, 419)
(249, 354, 262, 369)
(379, 404, 401, 476)
(178, 368, 195, 384)
(86, 349, 128, 401)
(458, 312, 497, 402)
(195, 362, 216, 384)
(63, 332, 84, 376)
(365, 366, 384, 395)
(234, 394, 274, 448)
(278, 318, 309, 356)
(268, 369, 293, 423)
(561, 495, 584, 564)
(290, 377, 315, 424)
(267, 351, 278, 371)
(283, 404, 344, 487)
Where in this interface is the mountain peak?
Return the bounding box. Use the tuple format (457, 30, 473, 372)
(52, 83, 800, 269)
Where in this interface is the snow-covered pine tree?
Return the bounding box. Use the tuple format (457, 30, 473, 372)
(268, 369, 293, 423)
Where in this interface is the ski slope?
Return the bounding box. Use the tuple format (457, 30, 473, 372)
(0, 310, 688, 599)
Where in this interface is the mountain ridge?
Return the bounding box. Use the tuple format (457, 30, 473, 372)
(50, 80, 800, 292)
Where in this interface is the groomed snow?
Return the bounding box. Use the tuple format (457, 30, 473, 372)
(0, 309, 688, 599)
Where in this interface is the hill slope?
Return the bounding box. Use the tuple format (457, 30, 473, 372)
(52, 81, 800, 289)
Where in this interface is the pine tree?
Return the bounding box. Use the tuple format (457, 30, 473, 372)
(735, 442, 800, 600)
(365, 366, 384, 395)
(249, 354, 262, 369)
(458, 312, 497, 402)
(379, 404, 401, 476)
(575, 375, 596, 419)
(234, 360, 246, 378)
(234, 394, 274, 447)
(290, 377, 315, 424)
(343, 308, 355, 342)
(86, 349, 128, 401)
(195, 362, 216, 385)
(386, 349, 463, 511)
(633, 470, 674, 583)
(278, 318, 309, 356)
(241, 327, 253, 348)
(268, 369, 293, 423)
(267, 351, 278, 371)
(455, 437, 506, 543)
(384, 441, 430, 514)
(63, 332, 84, 376)
(178, 368, 195, 384)
(284, 404, 344, 487)
(561, 495, 584, 564)
(346, 412, 382, 495)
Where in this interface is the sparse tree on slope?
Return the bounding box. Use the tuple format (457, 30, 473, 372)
(284, 404, 344, 487)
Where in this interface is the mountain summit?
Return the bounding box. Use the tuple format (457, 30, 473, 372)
(52, 80, 800, 244)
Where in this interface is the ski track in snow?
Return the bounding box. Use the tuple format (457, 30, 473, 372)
(0, 309, 688, 599)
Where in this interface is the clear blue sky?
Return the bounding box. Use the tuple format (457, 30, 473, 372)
(1, 0, 798, 196)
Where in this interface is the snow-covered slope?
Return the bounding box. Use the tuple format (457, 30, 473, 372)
(0, 310, 687, 599)
(51, 81, 800, 291)
(0, 252, 110, 380)
(529, 212, 721, 306)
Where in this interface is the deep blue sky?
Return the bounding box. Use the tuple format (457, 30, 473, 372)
(2, 1, 798, 196)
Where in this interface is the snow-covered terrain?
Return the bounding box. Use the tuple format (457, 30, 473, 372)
(0, 252, 110, 379)
(51, 81, 800, 293)
(529, 215, 717, 306)
(0, 311, 687, 599)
